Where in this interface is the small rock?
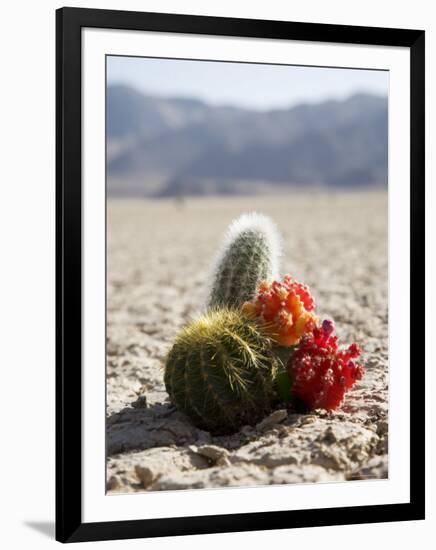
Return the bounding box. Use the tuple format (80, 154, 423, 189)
(107, 475, 121, 490)
(135, 465, 159, 488)
(216, 456, 231, 467)
(256, 409, 288, 431)
(322, 426, 338, 444)
(191, 445, 229, 465)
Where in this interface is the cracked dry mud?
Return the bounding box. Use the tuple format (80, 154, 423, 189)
(106, 191, 388, 493)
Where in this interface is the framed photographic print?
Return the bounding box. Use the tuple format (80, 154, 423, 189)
(56, 7, 425, 543)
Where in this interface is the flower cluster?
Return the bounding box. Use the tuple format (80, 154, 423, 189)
(241, 275, 364, 411)
(242, 275, 317, 346)
(287, 319, 364, 411)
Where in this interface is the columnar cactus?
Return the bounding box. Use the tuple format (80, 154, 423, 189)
(164, 308, 279, 433)
(207, 213, 281, 309)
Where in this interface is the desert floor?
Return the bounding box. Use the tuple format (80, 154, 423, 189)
(106, 191, 388, 493)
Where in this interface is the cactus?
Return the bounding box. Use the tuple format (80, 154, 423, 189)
(206, 213, 281, 309)
(164, 308, 279, 433)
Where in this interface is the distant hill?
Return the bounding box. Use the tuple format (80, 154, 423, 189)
(107, 85, 388, 197)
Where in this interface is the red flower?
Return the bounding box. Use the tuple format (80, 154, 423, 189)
(287, 320, 364, 411)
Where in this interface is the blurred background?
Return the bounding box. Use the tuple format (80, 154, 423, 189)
(106, 56, 388, 197)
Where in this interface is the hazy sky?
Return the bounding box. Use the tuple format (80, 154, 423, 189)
(107, 55, 388, 111)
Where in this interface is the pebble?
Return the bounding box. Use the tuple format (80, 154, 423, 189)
(135, 465, 158, 488)
(189, 444, 230, 465)
(256, 409, 288, 431)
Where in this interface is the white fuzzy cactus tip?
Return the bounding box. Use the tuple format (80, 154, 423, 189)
(206, 212, 282, 309)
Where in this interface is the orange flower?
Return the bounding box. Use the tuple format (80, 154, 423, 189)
(242, 275, 317, 346)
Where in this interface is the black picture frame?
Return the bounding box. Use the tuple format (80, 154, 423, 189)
(56, 6, 425, 543)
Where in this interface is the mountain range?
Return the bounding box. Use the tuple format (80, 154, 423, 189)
(107, 84, 388, 197)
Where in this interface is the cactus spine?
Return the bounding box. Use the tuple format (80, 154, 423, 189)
(164, 308, 279, 433)
(207, 213, 281, 309)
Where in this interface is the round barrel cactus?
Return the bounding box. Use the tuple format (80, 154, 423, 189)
(164, 308, 279, 433)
